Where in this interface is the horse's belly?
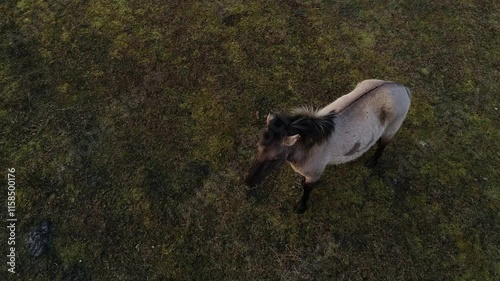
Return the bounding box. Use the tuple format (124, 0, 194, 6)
(327, 129, 382, 165)
(328, 145, 374, 164)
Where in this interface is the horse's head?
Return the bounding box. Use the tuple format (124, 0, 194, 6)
(245, 113, 300, 186)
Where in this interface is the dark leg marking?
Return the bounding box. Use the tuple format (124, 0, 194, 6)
(295, 179, 316, 214)
(365, 138, 389, 168)
(246, 185, 259, 200)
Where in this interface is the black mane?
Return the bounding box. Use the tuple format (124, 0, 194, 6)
(267, 112, 336, 147)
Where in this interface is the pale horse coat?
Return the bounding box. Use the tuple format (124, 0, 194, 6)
(288, 79, 412, 183)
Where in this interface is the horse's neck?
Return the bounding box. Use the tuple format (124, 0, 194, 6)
(317, 79, 387, 115)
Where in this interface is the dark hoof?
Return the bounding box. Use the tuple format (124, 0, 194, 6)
(365, 158, 377, 168)
(294, 201, 307, 214)
(246, 187, 258, 200)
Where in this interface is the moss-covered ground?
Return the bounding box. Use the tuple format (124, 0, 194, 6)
(1, 0, 499, 280)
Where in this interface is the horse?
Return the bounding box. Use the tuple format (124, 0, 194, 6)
(245, 79, 411, 213)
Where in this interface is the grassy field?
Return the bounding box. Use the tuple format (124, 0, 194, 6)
(1, 0, 499, 280)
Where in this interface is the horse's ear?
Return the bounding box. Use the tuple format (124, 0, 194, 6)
(266, 112, 275, 127)
(283, 134, 300, 146)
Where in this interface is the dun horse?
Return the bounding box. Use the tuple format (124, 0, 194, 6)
(245, 79, 411, 213)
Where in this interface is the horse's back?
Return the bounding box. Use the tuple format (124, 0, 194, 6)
(317, 79, 388, 115)
(351, 82, 410, 126)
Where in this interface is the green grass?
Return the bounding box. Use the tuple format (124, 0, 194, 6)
(1, 0, 499, 280)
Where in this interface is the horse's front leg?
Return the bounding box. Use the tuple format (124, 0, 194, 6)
(295, 175, 320, 214)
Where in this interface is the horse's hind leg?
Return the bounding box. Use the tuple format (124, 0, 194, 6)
(365, 104, 409, 168)
(365, 137, 390, 168)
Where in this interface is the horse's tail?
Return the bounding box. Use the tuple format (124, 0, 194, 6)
(404, 86, 412, 100)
